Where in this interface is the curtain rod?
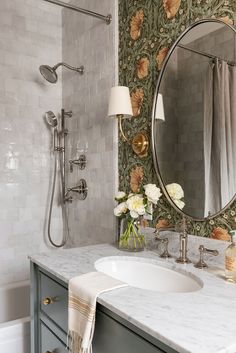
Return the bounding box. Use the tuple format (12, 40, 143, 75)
(43, 0, 112, 24)
(177, 44, 236, 66)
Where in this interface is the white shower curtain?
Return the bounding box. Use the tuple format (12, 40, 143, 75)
(204, 59, 236, 217)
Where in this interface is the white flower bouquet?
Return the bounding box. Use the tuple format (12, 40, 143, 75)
(114, 184, 162, 251)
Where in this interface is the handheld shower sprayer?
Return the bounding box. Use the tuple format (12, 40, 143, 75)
(45, 111, 59, 151)
(45, 110, 72, 248)
(39, 62, 84, 83)
(45, 111, 58, 127)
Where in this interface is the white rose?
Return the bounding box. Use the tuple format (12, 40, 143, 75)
(115, 191, 126, 200)
(173, 198, 185, 210)
(114, 202, 127, 217)
(144, 184, 162, 205)
(166, 183, 184, 200)
(126, 195, 145, 219)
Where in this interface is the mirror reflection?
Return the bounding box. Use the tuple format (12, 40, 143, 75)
(153, 20, 236, 220)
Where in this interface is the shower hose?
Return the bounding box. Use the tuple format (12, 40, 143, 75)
(47, 151, 69, 247)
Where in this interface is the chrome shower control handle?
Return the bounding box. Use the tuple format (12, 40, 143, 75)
(194, 245, 219, 269)
(69, 155, 87, 172)
(66, 179, 88, 201)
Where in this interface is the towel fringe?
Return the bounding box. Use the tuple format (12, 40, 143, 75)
(68, 330, 93, 353)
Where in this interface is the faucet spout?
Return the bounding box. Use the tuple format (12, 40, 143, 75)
(175, 216, 192, 264)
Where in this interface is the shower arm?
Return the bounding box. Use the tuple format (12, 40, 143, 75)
(53, 62, 84, 74)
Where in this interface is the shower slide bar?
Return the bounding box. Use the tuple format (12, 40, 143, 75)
(43, 0, 112, 24)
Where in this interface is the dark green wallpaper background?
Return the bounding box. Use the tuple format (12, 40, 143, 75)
(118, 0, 236, 240)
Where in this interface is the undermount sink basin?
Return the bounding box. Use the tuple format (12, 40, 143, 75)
(95, 257, 203, 293)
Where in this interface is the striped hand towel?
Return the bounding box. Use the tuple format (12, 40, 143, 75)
(68, 271, 127, 353)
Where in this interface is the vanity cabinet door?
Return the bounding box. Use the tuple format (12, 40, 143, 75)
(40, 322, 67, 353)
(39, 272, 68, 333)
(93, 309, 166, 353)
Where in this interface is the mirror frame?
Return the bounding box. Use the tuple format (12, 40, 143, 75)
(151, 18, 236, 222)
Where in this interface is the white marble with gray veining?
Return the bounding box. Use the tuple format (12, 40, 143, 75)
(29, 242, 236, 353)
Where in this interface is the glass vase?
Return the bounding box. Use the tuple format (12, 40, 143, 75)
(119, 218, 145, 252)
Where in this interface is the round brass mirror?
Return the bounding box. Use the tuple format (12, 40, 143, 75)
(152, 19, 236, 221)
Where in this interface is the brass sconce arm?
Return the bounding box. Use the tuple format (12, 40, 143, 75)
(118, 114, 130, 143)
(117, 114, 149, 159)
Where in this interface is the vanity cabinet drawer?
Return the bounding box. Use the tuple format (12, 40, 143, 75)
(94, 309, 165, 353)
(40, 321, 67, 353)
(39, 272, 68, 333)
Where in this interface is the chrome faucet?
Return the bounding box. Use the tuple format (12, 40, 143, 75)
(154, 217, 192, 263)
(175, 216, 191, 264)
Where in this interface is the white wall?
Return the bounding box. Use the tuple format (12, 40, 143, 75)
(0, 0, 63, 286)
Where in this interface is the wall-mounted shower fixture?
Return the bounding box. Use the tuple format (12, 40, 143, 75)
(66, 179, 88, 201)
(69, 138, 88, 172)
(45, 111, 58, 127)
(42, 0, 112, 25)
(39, 63, 84, 84)
(45, 109, 72, 248)
(69, 155, 87, 172)
(45, 111, 59, 150)
(45, 109, 88, 247)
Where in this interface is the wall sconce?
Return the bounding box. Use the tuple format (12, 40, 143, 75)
(108, 86, 149, 158)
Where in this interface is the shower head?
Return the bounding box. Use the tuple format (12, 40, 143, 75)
(45, 111, 58, 127)
(40, 65, 58, 84)
(39, 62, 84, 84)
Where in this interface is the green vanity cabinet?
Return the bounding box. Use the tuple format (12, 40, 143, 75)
(40, 322, 67, 353)
(30, 263, 179, 353)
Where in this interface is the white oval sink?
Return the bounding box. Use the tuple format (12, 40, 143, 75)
(95, 257, 203, 293)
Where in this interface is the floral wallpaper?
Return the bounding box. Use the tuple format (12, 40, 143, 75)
(118, 0, 236, 241)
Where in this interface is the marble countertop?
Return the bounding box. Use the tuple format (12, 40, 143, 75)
(29, 243, 236, 353)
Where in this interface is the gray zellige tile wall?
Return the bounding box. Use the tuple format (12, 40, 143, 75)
(62, 0, 118, 247)
(0, 0, 63, 286)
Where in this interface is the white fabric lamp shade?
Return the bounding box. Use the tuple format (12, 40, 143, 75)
(155, 93, 165, 122)
(108, 86, 133, 118)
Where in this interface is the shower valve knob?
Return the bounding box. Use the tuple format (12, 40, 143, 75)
(69, 155, 87, 172)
